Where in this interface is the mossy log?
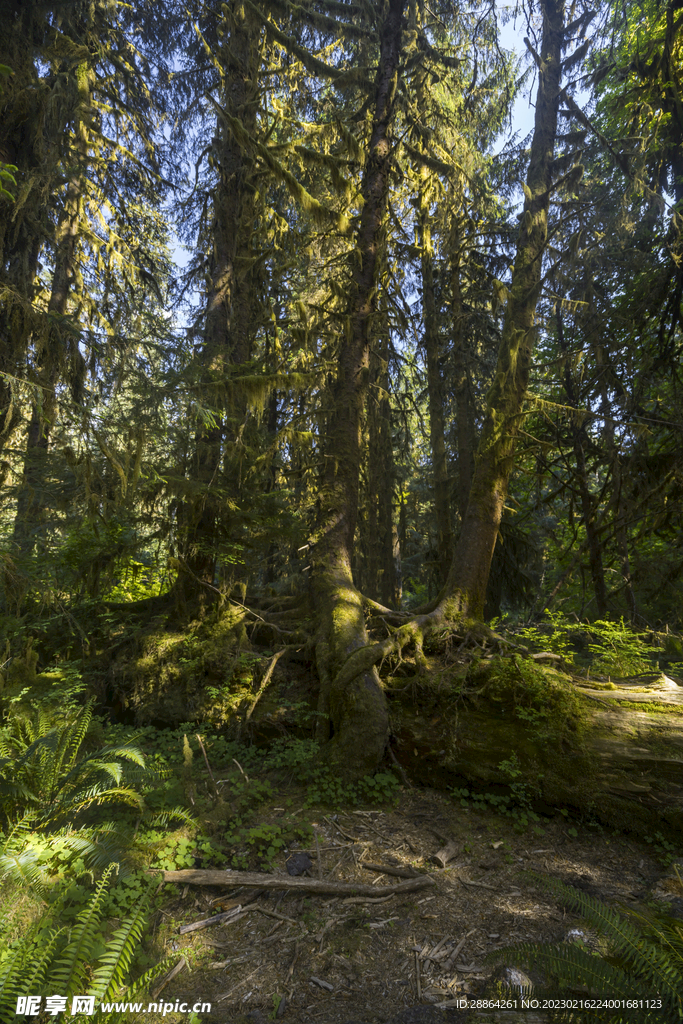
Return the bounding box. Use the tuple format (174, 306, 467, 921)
(391, 663, 683, 837)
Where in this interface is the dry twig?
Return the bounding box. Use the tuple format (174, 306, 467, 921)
(150, 957, 187, 1000)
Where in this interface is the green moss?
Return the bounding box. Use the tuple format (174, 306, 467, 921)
(611, 700, 683, 715)
(470, 655, 587, 745)
(115, 605, 259, 725)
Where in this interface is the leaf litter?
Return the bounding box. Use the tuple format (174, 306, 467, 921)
(149, 787, 679, 1023)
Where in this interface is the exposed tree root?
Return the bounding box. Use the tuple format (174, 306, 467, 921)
(333, 604, 529, 702)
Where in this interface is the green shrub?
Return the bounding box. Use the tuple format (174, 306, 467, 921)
(587, 620, 659, 678)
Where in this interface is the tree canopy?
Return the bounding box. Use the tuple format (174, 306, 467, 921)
(1, 0, 682, 773)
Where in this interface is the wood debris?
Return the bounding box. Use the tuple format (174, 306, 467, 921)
(431, 839, 459, 868)
(310, 976, 334, 991)
(161, 868, 435, 896)
(179, 906, 245, 934)
(150, 957, 187, 1000)
(361, 861, 418, 878)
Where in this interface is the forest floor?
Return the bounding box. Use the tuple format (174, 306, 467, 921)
(147, 785, 683, 1024)
(5, 611, 683, 1023)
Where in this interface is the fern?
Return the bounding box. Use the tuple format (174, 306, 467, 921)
(90, 890, 154, 1000)
(0, 700, 146, 826)
(487, 877, 683, 1021)
(0, 701, 189, 885)
(51, 868, 115, 998)
(0, 873, 167, 1022)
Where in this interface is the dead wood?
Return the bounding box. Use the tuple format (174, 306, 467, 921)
(341, 893, 396, 905)
(361, 861, 418, 878)
(430, 840, 459, 868)
(160, 868, 435, 896)
(456, 874, 498, 891)
(150, 956, 187, 999)
(253, 905, 297, 924)
(179, 906, 246, 934)
(245, 648, 287, 721)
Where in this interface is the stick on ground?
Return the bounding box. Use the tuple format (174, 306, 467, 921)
(160, 868, 435, 897)
(361, 861, 418, 879)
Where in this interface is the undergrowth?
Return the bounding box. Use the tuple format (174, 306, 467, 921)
(487, 875, 683, 1021)
(0, 865, 167, 1022)
(500, 613, 665, 678)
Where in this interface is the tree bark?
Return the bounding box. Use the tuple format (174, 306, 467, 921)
(311, 0, 405, 775)
(366, 333, 400, 607)
(599, 382, 637, 622)
(12, 62, 90, 555)
(0, 7, 46, 457)
(558, 307, 608, 617)
(450, 218, 474, 520)
(180, 1, 259, 595)
(420, 180, 452, 583)
(440, 0, 564, 619)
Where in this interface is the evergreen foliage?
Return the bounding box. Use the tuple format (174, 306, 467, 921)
(487, 877, 683, 1022)
(0, 0, 682, 776)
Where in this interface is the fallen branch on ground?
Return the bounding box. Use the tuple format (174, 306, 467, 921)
(159, 868, 435, 896)
(179, 906, 246, 934)
(150, 957, 187, 999)
(361, 862, 418, 879)
(245, 648, 287, 720)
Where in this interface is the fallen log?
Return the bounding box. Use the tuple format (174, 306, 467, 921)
(393, 663, 683, 838)
(159, 869, 435, 896)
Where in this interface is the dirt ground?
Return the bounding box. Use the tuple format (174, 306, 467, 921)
(149, 787, 682, 1024)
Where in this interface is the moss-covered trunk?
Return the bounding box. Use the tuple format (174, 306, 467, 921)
(558, 307, 608, 617)
(450, 218, 474, 520)
(0, 9, 46, 458)
(12, 65, 90, 555)
(179, 2, 259, 595)
(440, 0, 564, 619)
(393, 666, 683, 837)
(421, 179, 452, 586)
(311, 0, 405, 775)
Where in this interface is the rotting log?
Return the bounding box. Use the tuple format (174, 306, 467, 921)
(391, 669, 683, 837)
(158, 869, 435, 897)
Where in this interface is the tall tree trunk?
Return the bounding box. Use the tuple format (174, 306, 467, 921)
(264, 298, 281, 586)
(367, 333, 400, 607)
(311, 0, 404, 774)
(0, 9, 44, 457)
(440, 0, 564, 619)
(557, 308, 608, 617)
(450, 216, 474, 520)
(365, 341, 383, 601)
(180, 2, 259, 596)
(600, 382, 637, 621)
(13, 62, 90, 554)
(420, 177, 452, 583)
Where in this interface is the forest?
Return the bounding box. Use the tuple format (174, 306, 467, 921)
(1, 0, 683, 1021)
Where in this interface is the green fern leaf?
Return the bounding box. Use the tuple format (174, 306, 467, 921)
(90, 895, 151, 999)
(49, 867, 113, 998)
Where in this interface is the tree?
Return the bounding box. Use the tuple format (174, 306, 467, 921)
(440, 0, 569, 619)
